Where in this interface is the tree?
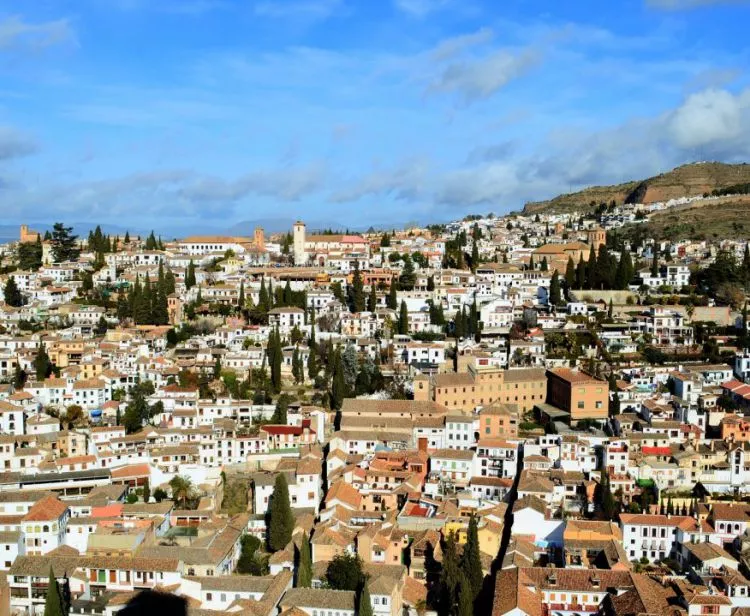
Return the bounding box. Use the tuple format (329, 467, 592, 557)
(387, 280, 398, 310)
(460, 516, 484, 600)
(540, 257, 548, 272)
(297, 532, 312, 587)
(17, 236, 43, 271)
(44, 567, 66, 616)
(268, 473, 294, 551)
(565, 257, 576, 289)
(51, 222, 79, 263)
(326, 553, 364, 591)
(599, 471, 617, 520)
(615, 250, 634, 289)
(549, 271, 562, 306)
(169, 475, 194, 508)
(237, 534, 261, 574)
(330, 348, 346, 411)
(358, 579, 374, 616)
(438, 533, 460, 616)
(3, 276, 23, 307)
(143, 478, 151, 504)
(33, 344, 52, 380)
(398, 301, 409, 335)
(352, 263, 365, 313)
(238, 281, 245, 309)
(399, 254, 416, 291)
(367, 285, 377, 313)
(153, 488, 167, 502)
(457, 576, 474, 616)
(650, 245, 659, 277)
(185, 260, 196, 289)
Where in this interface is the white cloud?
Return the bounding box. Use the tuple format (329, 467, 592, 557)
(430, 27, 493, 61)
(0, 15, 74, 51)
(0, 127, 37, 160)
(428, 48, 540, 102)
(668, 88, 750, 149)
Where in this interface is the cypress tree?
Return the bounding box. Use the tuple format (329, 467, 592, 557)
(358, 580, 374, 616)
(185, 260, 196, 289)
(528, 255, 535, 271)
(565, 256, 576, 288)
(124, 230, 131, 244)
(297, 532, 312, 587)
(3, 276, 23, 307)
(331, 348, 345, 410)
(33, 344, 52, 381)
(238, 281, 245, 309)
(307, 342, 318, 380)
(387, 280, 398, 310)
(367, 285, 377, 312)
(270, 328, 282, 393)
(549, 271, 561, 306)
(283, 280, 292, 306)
(460, 516, 484, 599)
(309, 306, 317, 349)
(651, 245, 659, 278)
(268, 473, 293, 552)
(259, 278, 269, 311)
(615, 250, 633, 290)
(457, 576, 474, 616)
(439, 533, 461, 616)
(44, 567, 66, 616)
(352, 263, 365, 313)
(586, 245, 598, 289)
(292, 348, 302, 384)
(540, 257, 548, 272)
(398, 301, 409, 335)
(470, 242, 479, 272)
(575, 258, 586, 289)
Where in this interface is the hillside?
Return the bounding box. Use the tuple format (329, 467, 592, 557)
(523, 162, 750, 214)
(624, 194, 750, 241)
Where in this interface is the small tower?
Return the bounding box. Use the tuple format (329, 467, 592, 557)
(254, 226, 265, 251)
(293, 221, 307, 266)
(587, 227, 606, 251)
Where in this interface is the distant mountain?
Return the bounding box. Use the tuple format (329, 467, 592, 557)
(523, 162, 750, 214)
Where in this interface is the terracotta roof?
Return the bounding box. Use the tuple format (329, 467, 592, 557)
(22, 495, 68, 522)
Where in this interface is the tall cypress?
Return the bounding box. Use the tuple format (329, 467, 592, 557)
(268, 473, 293, 552)
(185, 260, 196, 289)
(367, 286, 377, 312)
(358, 580, 374, 616)
(398, 301, 409, 335)
(549, 271, 562, 306)
(297, 532, 312, 588)
(387, 279, 398, 310)
(352, 263, 365, 313)
(44, 567, 66, 616)
(460, 516, 484, 599)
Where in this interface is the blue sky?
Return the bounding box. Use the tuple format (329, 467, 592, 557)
(1, 0, 750, 233)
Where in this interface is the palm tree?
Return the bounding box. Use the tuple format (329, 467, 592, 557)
(169, 475, 193, 508)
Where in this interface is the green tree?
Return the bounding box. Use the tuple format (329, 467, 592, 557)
(330, 348, 346, 410)
(387, 280, 398, 310)
(268, 473, 294, 552)
(457, 576, 474, 616)
(297, 532, 313, 588)
(352, 263, 365, 313)
(326, 553, 364, 591)
(143, 478, 151, 504)
(169, 475, 194, 508)
(185, 260, 196, 289)
(358, 579, 374, 616)
(3, 276, 23, 307)
(651, 245, 659, 278)
(615, 250, 634, 290)
(238, 280, 245, 309)
(549, 271, 561, 306)
(438, 533, 460, 616)
(51, 222, 79, 263)
(565, 257, 576, 288)
(44, 567, 67, 616)
(33, 344, 52, 380)
(17, 236, 43, 271)
(398, 301, 409, 335)
(367, 285, 377, 312)
(399, 254, 416, 291)
(540, 257, 548, 272)
(460, 516, 484, 600)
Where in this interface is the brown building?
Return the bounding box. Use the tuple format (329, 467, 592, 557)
(546, 368, 608, 422)
(415, 361, 546, 413)
(479, 401, 519, 439)
(587, 227, 607, 251)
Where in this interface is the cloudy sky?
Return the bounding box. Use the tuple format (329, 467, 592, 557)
(1, 0, 750, 233)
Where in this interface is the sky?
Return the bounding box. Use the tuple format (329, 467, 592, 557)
(1, 0, 750, 234)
